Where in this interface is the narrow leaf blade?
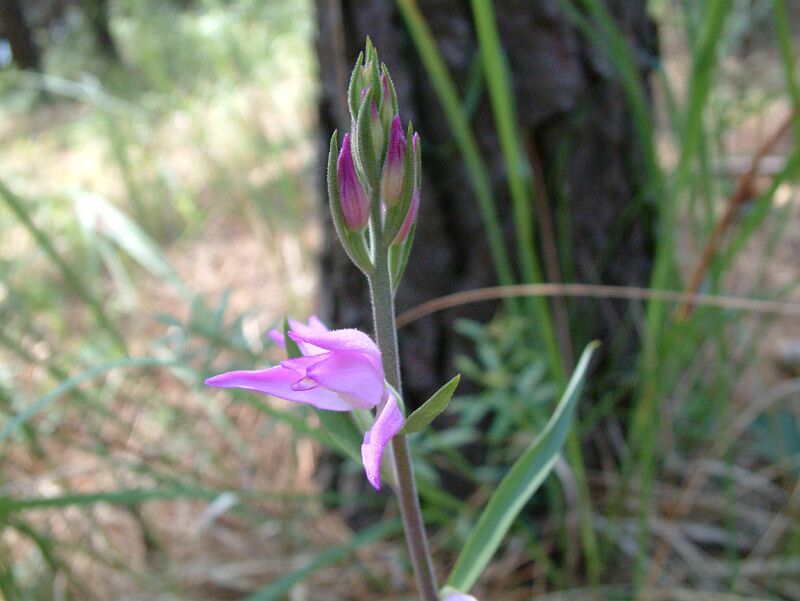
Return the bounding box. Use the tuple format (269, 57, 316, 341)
(401, 374, 460, 434)
(446, 342, 599, 592)
(282, 316, 303, 359)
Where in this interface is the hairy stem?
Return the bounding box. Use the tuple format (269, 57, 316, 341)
(368, 198, 438, 601)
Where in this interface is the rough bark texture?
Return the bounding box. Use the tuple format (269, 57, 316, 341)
(0, 0, 43, 71)
(316, 0, 658, 411)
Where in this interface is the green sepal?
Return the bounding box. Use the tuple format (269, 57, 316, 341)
(365, 37, 380, 83)
(381, 63, 399, 117)
(326, 131, 373, 275)
(355, 91, 379, 192)
(389, 221, 416, 291)
(382, 122, 416, 246)
(400, 374, 460, 434)
(282, 316, 303, 359)
(347, 50, 365, 122)
(364, 36, 377, 66)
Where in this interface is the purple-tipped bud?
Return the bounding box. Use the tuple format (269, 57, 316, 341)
(380, 116, 406, 206)
(381, 73, 390, 105)
(337, 134, 370, 230)
(393, 185, 418, 244)
(393, 132, 420, 244)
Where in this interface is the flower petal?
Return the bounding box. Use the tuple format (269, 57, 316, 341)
(306, 350, 385, 409)
(289, 328, 381, 364)
(442, 594, 479, 601)
(288, 315, 329, 334)
(361, 393, 404, 489)
(205, 366, 353, 411)
(267, 329, 285, 348)
(280, 353, 332, 376)
(269, 316, 330, 356)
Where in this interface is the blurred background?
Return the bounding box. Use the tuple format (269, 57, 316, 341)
(0, 0, 799, 599)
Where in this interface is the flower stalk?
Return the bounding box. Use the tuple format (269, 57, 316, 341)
(368, 186, 438, 601)
(330, 39, 437, 600)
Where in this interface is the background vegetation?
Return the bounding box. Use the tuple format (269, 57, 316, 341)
(0, 0, 798, 599)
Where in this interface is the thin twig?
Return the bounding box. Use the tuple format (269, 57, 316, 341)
(675, 109, 796, 320)
(396, 282, 800, 328)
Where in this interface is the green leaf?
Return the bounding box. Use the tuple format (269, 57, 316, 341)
(446, 342, 599, 592)
(0, 181, 127, 352)
(315, 410, 363, 464)
(0, 486, 339, 516)
(282, 316, 303, 359)
(401, 374, 460, 434)
(355, 91, 379, 190)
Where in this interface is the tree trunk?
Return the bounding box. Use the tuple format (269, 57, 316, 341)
(81, 0, 120, 62)
(316, 0, 657, 412)
(0, 0, 43, 71)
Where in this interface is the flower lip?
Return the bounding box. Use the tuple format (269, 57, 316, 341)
(361, 393, 404, 489)
(204, 366, 354, 412)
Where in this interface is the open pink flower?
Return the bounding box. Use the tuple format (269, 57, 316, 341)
(442, 594, 479, 601)
(206, 316, 403, 489)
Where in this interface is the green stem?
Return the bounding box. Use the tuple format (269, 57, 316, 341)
(368, 198, 438, 601)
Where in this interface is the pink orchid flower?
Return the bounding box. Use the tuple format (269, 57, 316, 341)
(205, 316, 403, 489)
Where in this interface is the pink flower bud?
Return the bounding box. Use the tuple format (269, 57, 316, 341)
(393, 132, 420, 244)
(337, 133, 370, 230)
(393, 186, 418, 244)
(380, 115, 406, 206)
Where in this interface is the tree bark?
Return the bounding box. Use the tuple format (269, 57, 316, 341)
(81, 0, 121, 62)
(316, 0, 657, 409)
(0, 0, 43, 71)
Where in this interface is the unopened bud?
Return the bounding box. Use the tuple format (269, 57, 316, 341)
(337, 133, 370, 230)
(380, 116, 406, 206)
(381, 73, 390, 103)
(393, 185, 418, 244)
(370, 103, 384, 159)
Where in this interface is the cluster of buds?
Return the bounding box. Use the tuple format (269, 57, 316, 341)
(327, 40, 421, 287)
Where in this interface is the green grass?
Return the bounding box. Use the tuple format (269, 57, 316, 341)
(398, 0, 800, 595)
(1, 0, 799, 598)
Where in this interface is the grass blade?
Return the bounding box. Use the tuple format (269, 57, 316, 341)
(395, 0, 517, 307)
(446, 342, 598, 592)
(242, 518, 402, 601)
(0, 357, 176, 444)
(469, 0, 564, 382)
(72, 191, 191, 300)
(0, 181, 127, 352)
